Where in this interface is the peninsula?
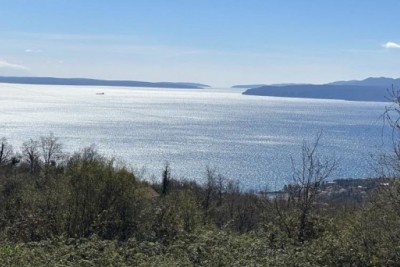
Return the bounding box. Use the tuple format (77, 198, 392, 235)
(0, 76, 209, 89)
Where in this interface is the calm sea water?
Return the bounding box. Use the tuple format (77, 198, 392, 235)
(0, 83, 391, 190)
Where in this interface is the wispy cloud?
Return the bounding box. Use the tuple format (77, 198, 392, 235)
(25, 48, 42, 53)
(383, 42, 400, 49)
(0, 59, 28, 70)
(17, 32, 137, 42)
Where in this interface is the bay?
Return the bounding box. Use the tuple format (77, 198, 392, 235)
(0, 83, 391, 190)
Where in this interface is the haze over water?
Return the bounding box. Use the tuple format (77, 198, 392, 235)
(0, 83, 390, 190)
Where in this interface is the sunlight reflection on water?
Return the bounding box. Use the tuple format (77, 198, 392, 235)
(0, 83, 391, 190)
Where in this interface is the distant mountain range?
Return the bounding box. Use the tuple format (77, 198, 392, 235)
(0, 76, 209, 89)
(241, 77, 400, 102)
(328, 77, 400, 87)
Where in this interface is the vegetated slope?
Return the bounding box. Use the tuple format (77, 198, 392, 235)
(0, 76, 209, 89)
(1, 132, 400, 266)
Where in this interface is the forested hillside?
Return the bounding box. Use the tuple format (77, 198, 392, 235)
(0, 129, 400, 266)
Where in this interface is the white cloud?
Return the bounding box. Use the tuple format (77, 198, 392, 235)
(383, 42, 400, 49)
(0, 59, 28, 70)
(25, 48, 42, 53)
(19, 32, 136, 42)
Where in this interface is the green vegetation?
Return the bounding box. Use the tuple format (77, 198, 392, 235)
(0, 136, 399, 266)
(1, 96, 400, 266)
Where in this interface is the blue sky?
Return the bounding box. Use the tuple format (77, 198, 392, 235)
(0, 0, 399, 86)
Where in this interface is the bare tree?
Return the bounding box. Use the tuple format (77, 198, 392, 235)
(274, 133, 337, 243)
(69, 144, 101, 165)
(80, 144, 100, 162)
(0, 137, 13, 165)
(203, 166, 217, 211)
(379, 87, 400, 177)
(290, 133, 337, 243)
(40, 132, 63, 167)
(21, 138, 41, 173)
(375, 88, 400, 213)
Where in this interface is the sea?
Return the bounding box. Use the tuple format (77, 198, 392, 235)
(0, 83, 392, 190)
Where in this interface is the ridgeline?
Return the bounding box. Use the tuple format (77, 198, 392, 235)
(0, 76, 210, 89)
